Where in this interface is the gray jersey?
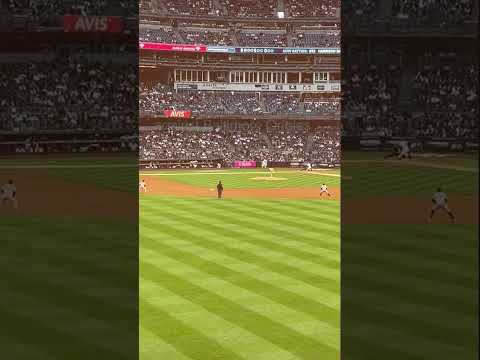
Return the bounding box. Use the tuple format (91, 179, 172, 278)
(432, 192, 447, 205)
(1, 183, 16, 198)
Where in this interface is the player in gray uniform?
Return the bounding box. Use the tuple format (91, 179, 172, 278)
(1, 179, 18, 210)
(428, 187, 455, 223)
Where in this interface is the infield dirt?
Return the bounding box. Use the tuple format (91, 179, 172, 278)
(0, 170, 136, 220)
(144, 176, 341, 200)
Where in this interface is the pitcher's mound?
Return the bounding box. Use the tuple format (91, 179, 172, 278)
(250, 177, 287, 181)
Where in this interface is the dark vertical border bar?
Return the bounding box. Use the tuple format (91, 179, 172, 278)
(0, 4, 139, 359)
(341, 1, 478, 359)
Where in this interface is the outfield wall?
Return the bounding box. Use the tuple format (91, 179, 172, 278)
(342, 135, 478, 152)
(139, 159, 340, 169)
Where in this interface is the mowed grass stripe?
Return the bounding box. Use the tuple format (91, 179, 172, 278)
(140, 299, 245, 360)
(212, 199, 341, 237)
(342, 320, 470, 360)
(2, 288, 129, 359)
(143, 199, 340, 258)
(142, 197, 340, 252)
(141, 203, 340, 282)
(343, 286, 475, 341)
(140, 257, 339, 358)
(141, 214, 340, 307)
(344, 261, 475, 311)
(141, 224, 340, 320)
(343, 225, 477, 261)
(140, 326, 195, 360)
(343, 241, 476, 285)
(343, 162, 477, 198)
(0, 333, 55, 360)
(141, 279, 303, 360)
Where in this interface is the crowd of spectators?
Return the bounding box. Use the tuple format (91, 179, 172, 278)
(140, 26, 341, 48)
(412, 64, 478, 112)
(0, 59, 136, 132)
(179, 28, 234, 46)
(164, 0, 219, 16)
(237, 31, 287, 47)
(286, 0, 340, 18)
(343, 64, 401, 113)
(140, 85, 262, 115)
(304, 100, 340, 113)
(140, 123, 341, 164)
(391, 0, 475, 25)
(138, 0, 341, 19)
(412, 112, 477, 139)
(220, 0, 277, 19)
(4, 0, 136, 16)
(139, 27, 181, 43)
(292, 31, 340, 47)
(307, 126, 341, 164)
(264, 94, 300, 114)
(140, 84, 340, 115)
(341, 0, 377, 20)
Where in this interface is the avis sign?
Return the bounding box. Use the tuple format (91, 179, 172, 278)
(64, 16, 123, 33)
(163, 110, 192, 119)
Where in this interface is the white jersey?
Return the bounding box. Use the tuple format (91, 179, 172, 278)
(432, 192, 447, 206)
(1, 183, 16, 199)
(320, 184, 328, 191)
(139, 181, 146, 188)
(398, 141, 410, 154)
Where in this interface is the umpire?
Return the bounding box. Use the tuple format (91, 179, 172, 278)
(217, 181, 223, 199)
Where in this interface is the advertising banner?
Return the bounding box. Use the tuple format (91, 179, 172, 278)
(174, 82, 341, 92)
(64, 16, 123, 33)
(163, 110, 192, 119)
(139, 42, 339, 55)
(139, 42, 207, 52)
(233, 160, 257, 168)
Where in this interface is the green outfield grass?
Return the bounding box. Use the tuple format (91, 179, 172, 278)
(342, 151, 478, 359)
(140, 168, 341, 360)
(140, 168, 340, 190)
(1, 155, 138, 359)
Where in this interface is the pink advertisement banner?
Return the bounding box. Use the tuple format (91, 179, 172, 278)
(233, 161, 257, 168)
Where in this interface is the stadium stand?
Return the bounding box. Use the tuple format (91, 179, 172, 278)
(0, 60, 136, 132)
(140, 123, 340, 164)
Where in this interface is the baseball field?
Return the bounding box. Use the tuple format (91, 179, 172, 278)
(1, 155, 138, 359)
(139, 168, 341, 360)
(342, 151, 478, 360)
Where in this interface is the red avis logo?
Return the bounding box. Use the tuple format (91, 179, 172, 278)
(64, 16, 123, 33)
(163, 110, 192, 118)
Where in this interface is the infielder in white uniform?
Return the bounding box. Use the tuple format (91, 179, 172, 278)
(1, 179, 18, 210)
(305, 162, 312, 171)
(268, 167, 275, 177)
(261, 159, 268, 169)
(320, 183, 331, 197)
(428, 187, 455, 223)
(139, 179, 147, 193)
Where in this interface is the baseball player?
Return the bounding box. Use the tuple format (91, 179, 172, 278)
(428, 187, 455, 223)
(397, 140, 411, 160)
(1, 179, 18, 210)
(216, 181, 223, 199)
(139, 179, 147, 192)
(384, 144, 401, 159)
(268, 168, 275, 177)
(261, 159, 268, 169)
(320, 183, 331, 197)
(305, 162, 312, 171)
